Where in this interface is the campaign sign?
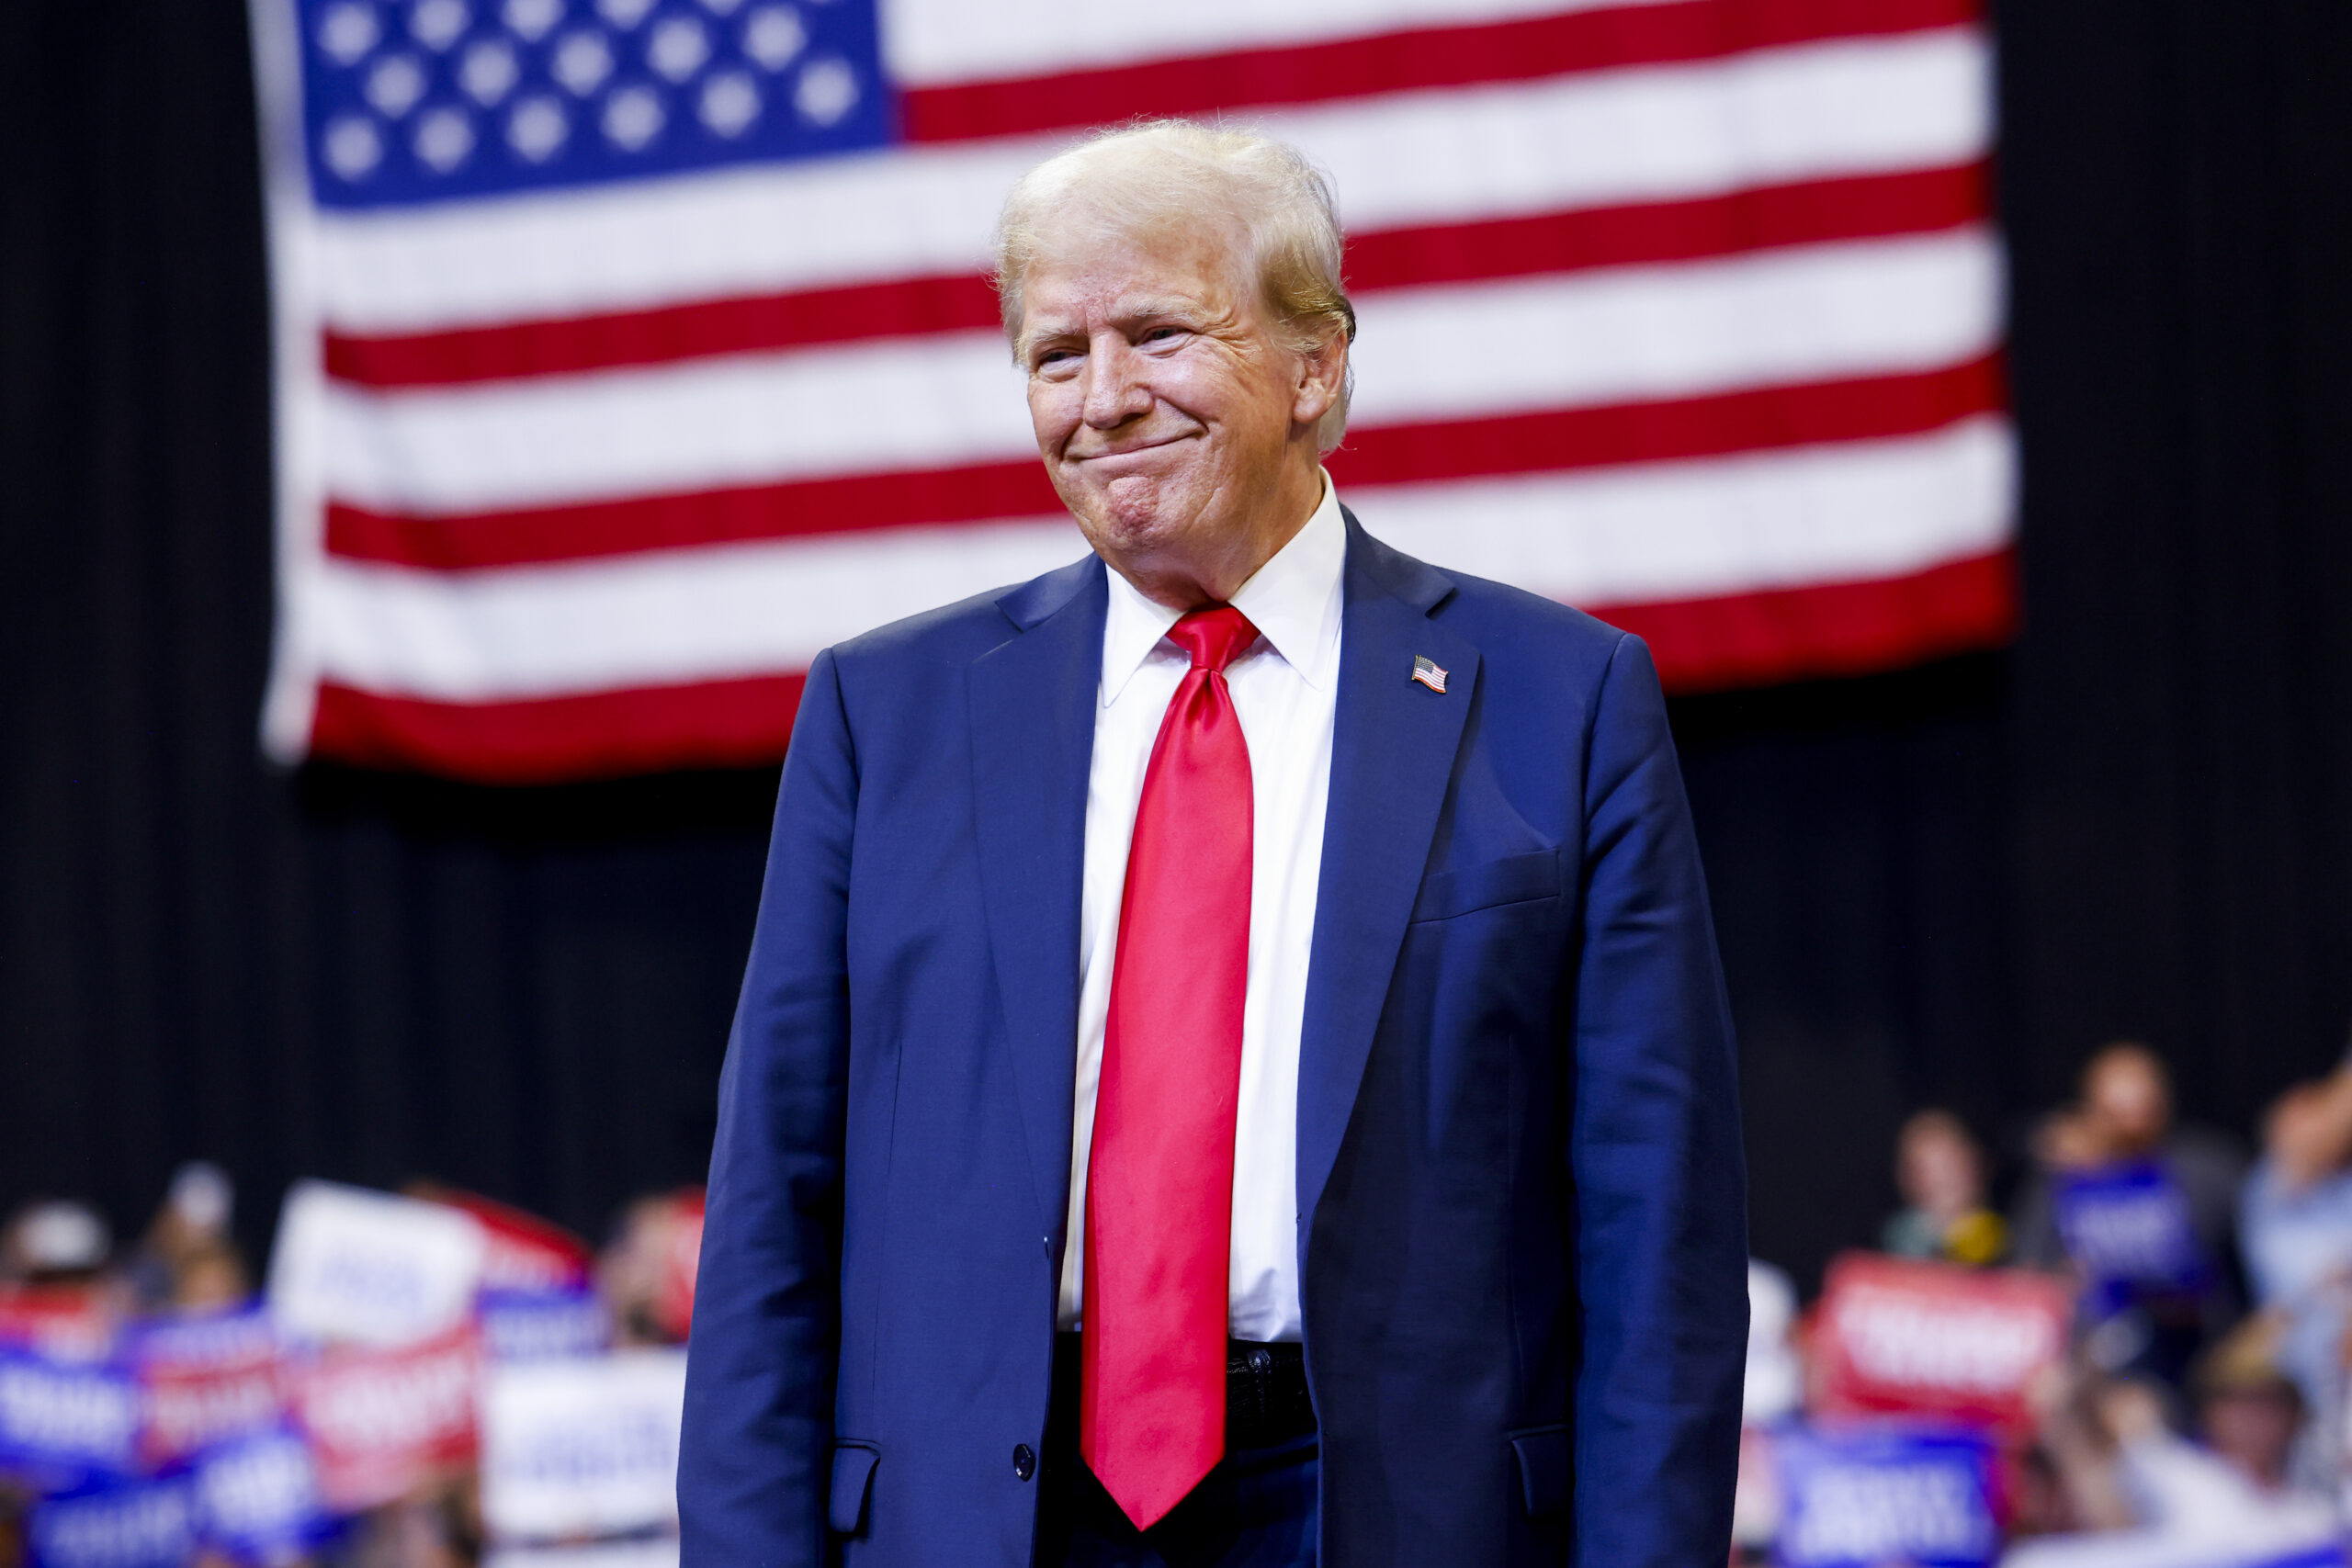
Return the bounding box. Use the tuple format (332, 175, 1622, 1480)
(25, 1473, 197, 1568)
(481, 1348, 687, 1541)
(428, 1190, 594, 1293)
(0, 1349, 142, 1483)
(2002, 1523, 2346, 1568)
(266, 1181, 486, 1348)
(129, 1307, 287, 1467)
(193, 1425, 335, 1563)
(478, 1290, 610, 1363)
(290, 1323, 481, 1513)
(1813, 1253, 2071, 1434)
(0, 1288, 118, 1364)
(485, 1542, 680, 1568)
(1774, 1425, 1999, 1568)
(2053, 1162, 2210, 1303)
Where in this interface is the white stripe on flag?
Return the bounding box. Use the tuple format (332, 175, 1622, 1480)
(1356, 412, 2012, 604)
(305, 30, 1989, 333)
(883, 0, 1690, 85)
(302, 418, 2009, 701)
(1348, 229, 1999, 423)
(317, 230, 2000, 515)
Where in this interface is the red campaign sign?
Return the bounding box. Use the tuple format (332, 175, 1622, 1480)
(423, 1188, 594, 1292)
(654, 1190, 705, 1341)
(1812, 1252, 2072, 1434)
(134, 1312, 289, 1466)
(291, 1323, 482, 1512)
(0, 1285, 115, 1361)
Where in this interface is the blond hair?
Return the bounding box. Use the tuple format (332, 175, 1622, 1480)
(991, 120, 1356, 450)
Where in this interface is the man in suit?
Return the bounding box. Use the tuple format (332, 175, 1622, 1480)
(680, 121, 1748, 1568)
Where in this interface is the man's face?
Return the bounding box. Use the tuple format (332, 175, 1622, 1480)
(1016, 220, 1326, 592)
(1898, 1126, 1982, 1220)
(2086, 1054, 2171, 1153)
(2201, 1388, 2300, 1488)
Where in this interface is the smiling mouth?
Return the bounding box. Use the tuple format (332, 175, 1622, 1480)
(1072, 433, 1193, 463)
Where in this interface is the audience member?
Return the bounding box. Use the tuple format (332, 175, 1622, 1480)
(167, 1244, 249, 1313)
(2031, 1319, 2329, 1541)
(119, 1161, 238, 1312)
(597, 1192, 692, 1346)
(1882, 1109, 2008, 1266)
(0, 1200, 109, 1284)
(2238, 1040, 2352, 1479)
(2013, 1043, 2244, 1270)
(2010, 1043, 2245, 1383)
(2187, 1315, 2306, 1495)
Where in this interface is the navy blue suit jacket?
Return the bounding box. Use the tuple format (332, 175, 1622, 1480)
(679, 515, 1748, 1567)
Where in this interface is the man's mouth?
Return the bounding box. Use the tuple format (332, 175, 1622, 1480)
(1071, 432, 1193, 463)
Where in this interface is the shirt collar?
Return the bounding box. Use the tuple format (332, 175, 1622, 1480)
(1099, 471, 1347, 705)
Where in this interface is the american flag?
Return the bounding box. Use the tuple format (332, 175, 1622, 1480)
(249, 0, 2010, 783)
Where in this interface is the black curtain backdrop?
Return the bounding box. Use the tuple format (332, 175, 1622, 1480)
(2, 0, 2348, 1291)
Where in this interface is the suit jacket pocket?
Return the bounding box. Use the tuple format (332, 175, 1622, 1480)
(1508, 1424, 1571, 1517)
(1409, 850, 1561, 923)
(828, 1441, 879, 1535)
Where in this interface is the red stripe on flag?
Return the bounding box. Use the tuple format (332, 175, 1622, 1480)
(1594, 545, 2015, 692)
(1347, 163, 1988, 293)
(1326, 353, 2003, 489)
(303, 549, 2012, 779)
(320, 164, 1989, 390)
(326, 459, 1064, 569)
(323, 355, 2003, 570)
(323, 274, 1002, 389)
(310, 672, 808, 784)
(899, 0, 1981, 143)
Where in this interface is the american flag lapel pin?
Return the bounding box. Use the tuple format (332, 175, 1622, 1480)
(1411, 655, 1449, 694)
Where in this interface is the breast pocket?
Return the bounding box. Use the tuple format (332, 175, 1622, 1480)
(1408, 849, 1562, 923)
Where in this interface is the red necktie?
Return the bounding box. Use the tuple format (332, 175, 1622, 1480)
(1080, 604, 1260, 1529)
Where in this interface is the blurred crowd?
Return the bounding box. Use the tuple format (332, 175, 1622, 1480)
(11, 1037, 2352, 1568)
(1740, 1039, 2352, 1568)
(0, 1169, 705, 1568)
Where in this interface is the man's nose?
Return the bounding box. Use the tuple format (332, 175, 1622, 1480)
(1080, 338, 1153, 429)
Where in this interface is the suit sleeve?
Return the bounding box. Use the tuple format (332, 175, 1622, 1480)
(680, 649, 857, 1568)
(1568, 633, 1748, 1568)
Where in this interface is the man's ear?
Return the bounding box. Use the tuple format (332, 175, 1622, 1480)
(1292, 328, 1348, 428)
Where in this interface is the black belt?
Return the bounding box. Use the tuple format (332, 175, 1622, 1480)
(1053, 1334, 1317, 1450)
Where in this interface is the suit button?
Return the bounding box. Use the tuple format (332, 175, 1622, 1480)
(1012, 1444, 1036, 1482)
(1247, 1348, 1274, 1372)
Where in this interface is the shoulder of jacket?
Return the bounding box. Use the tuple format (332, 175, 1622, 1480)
(1422, 566, 1632, 686)
(821, 563, 1082, 685)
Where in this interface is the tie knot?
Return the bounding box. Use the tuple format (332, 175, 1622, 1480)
(1165, 605, 1259, 673)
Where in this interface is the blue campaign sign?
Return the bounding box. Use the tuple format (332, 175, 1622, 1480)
(478, 1287, 611, 1361)
(1774, 1425, 2000, 1568)
(289, 0, 895, 209)
(193, 1426, 336, 1563)
(2053, 1161, 2209, 1298)
(124, 1305, 277, 1372)
(0, 1350, 142, 1483)
(25, 1474, 198, 1568)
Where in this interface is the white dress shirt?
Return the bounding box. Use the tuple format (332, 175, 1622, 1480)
(1055, 475, 1346, 1343)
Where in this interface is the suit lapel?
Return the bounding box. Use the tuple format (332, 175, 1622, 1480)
(968, 557, 1107, 1244)
(1296, 516, 1479, 1238)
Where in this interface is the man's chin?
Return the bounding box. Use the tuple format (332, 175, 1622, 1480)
(1063, 473, 1201, 548)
